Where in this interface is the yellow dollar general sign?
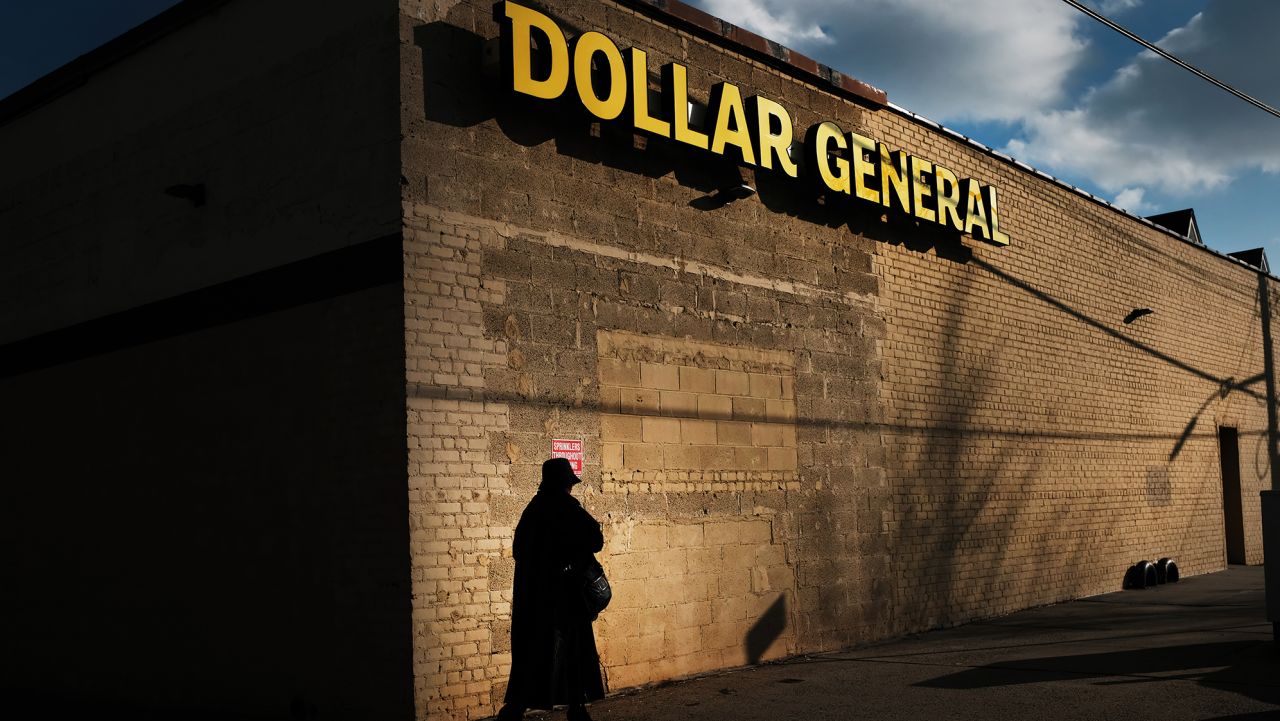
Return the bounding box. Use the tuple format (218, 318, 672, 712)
(495, 1, 1011, 246)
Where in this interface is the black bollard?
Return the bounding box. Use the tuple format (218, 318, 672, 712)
(1125, 561, 1156, 589)
(1142, 561, 1158, 588)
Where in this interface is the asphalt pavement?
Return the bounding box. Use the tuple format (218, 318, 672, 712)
(510, 566, 1279, 721)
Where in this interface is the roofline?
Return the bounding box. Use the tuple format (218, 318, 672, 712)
(0, 0, 885, 126)
(0, 0, 230, 128)
(3, 0, 1271, 282)
(616, 0, 887, 107)
(882, 102, 1279, 281)
(1146, 207, 1198, 222)
(617, 1, 1271, 280)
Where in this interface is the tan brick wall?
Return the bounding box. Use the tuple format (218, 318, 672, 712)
(598, 330, 798, 491)
(859, 107, 1273, 630)
(596, 516, 793, 689)
(400, 1, 1277, 719)
(405, 207, 513, 719)
(402, 196, 875, 719)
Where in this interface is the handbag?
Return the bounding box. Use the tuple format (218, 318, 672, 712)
(565, 555, 612, 619)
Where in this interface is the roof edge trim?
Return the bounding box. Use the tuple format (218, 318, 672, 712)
(615, 0, 887, 107)
(0, 0, 230, 128)
(884, 102, 1279, 282)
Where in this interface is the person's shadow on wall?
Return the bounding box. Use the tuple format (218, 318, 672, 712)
(745, 592, 789, 665)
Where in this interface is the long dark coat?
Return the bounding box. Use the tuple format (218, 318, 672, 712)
(504, 487, 606, 709)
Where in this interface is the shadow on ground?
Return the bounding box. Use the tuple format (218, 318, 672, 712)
(919, 639, 1280, 707)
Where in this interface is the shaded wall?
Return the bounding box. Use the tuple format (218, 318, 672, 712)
(0, 0, 401, 345)
(0, 0, 412, 716)
(0, 253, 412, 718)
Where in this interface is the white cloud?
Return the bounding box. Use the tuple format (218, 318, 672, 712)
(695, 0, 1280, 214)
(1096, 0, 1144, 14)
(700, 0, 832, 47)
(698, 0, 1087, 123)
(1005, 2, 1280, 200)
(1112, 187, 1150, 212)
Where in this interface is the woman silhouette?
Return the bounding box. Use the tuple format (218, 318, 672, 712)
(497, 458, 605, 721)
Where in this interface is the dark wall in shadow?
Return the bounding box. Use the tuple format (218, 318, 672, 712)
(414, 21, 494, 129)
(0, 0, 401, 348)
(0, 240, 412, 719)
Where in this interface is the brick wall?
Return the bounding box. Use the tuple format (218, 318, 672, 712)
(598, 330, 799, 490)
(403, 207, 513, 718)
(2, 0, 1270, 717)
(0, 0, 400, 345)
(396, 1, 1278, 719)
(0, 1, 408, 715)
(402, 3, 887, 718)
(594, 330, 798, 685)
(0, 271, 412, 719)
(863, 108, 1274, 629)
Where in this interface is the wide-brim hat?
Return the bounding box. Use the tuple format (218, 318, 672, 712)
(541, 457, 580, 488)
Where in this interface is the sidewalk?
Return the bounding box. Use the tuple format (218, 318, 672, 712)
(520, 566, 1279, 721)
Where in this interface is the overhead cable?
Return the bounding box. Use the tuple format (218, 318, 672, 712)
(1060, 0, 1280, 120)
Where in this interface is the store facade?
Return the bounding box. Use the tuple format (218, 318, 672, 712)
(1, 0, 1273, 719)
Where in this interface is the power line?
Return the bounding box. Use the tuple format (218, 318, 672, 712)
(1060, 0, 1280, 120)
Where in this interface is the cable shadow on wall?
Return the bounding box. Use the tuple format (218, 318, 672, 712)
(413, 234, 1272, 453)
(455, 245, 1272, 622)
(967, 255, 1276, 476)
(969, 256, 1265, 403)
(412, 11, 1280, 652)
(407, 382, 1268, 446)
(412, 18, 1273, 418)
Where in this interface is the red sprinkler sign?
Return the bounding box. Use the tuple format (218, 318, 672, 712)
(551, 439, 584, 474)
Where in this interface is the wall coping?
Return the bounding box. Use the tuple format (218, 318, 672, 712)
(883, 100, 1276, 280)
(0, 0, 229, 127)
(616, 0, 886, 107)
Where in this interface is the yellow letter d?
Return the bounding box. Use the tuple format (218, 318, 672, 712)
(500, 2, 570, 100)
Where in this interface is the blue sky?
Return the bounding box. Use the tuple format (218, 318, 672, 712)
(0, 1, 179, 98)
(3, 1, 1277, 258)
(692, 0, 1280, 258)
